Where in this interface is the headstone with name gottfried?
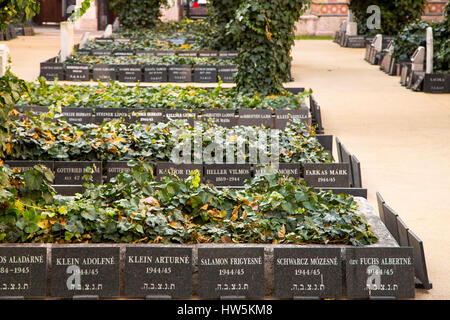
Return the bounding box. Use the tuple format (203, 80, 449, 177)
(125, 246, 193, 298)
(198, 247, 265, 298)
(53, 161, 102, 185)
(204, 164, 251, 187)
(303, 163, 351, 187)
(0, 247, 47, 298)
(51, 247, 120, 298)
(346, 247, 415, 298)
(106, 161, 133, 181)
(274, 247, 342, 298)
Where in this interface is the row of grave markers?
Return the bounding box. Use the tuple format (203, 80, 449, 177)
(0, 245, 415, 299)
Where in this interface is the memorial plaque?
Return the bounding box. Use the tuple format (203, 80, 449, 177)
(106, 161, 133, 181)
(136, 50, 156, 56)
(94, 108, 131, 123)
(40, 62, 64, 80)
(423, 74, 450, 93)
(198, 247, 265, 298)
(237, 109, 273, 127)
(76, 49, 91, 56)
(218, 65, 237, 83)
(204, 164, 251, 187)
(274, 108, 311, 129)
(198, 51, 218, 58)
(315, 134, 333, 154)
(0, 247, 47, 297)
(155, 50, 176, 57)
(274, 247, 342, 298)
(113, 50, 134, 57)
(165, 109, 197, 126)
(93, 64, 116, 81)
(304, 163, 351, 188)
(177, 51, 197, 57)
(201, 109, 237, 128)
(400, 65, 409, 86)
(4, 160, 54, 172)
(143, 65, 168, 82)
(346, 36, 366, 48)
(114, 38, 131, 43)
(61, 107, 93, 124)
(193, 65, 217, 83)
(346, 247, 415, 298)
(95, 38, 114, 44)
(91, 49, 112, 56)
(54, 161, 102, 185)
(65, 64, 90, 81)
(156, 163, 203, 181)
(168, 65, 192, 82)
(16, 105, 49, 118)
(118, 65, 142, 82)
(51, 246, 120, 298)
(255, 163, 301, 180)
(218, 51, 238, 59)
(125, 246, 193, 298)
(131, 108, 165, 124)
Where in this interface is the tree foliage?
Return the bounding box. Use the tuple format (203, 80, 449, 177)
(109, 0, 168, 29)
(0, 0, 40, 31)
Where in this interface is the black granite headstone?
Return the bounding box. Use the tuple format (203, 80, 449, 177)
(303, 163, 351, 187)
(4, 160, 54, 173)
(92, 64, 116, 82)
(131, 108, 165, 124)
(204, 164, 251, 187)
(113, 50, 134, 57)
(143, 65, 168, 82)
(193, 65, 217, 83)
(217, 66, 237, 83)
(423, 74, 450, 93)
(76, 49, 91, 56)
(376, 191, 386, 223)
(382, 203, 400, 244)
(346, 247, 415, 298)
(16, 105, 50, 118)
(396, 216, 409, 247)
(125, 246, 193, 298)
(274, 108, 311, 129)
(254, 163, 301, 180)
(114, 38, 131, 43)
(91, 49, 112, 56)
(65, 64, 90, 81)
(118, 65, 142, 82)
(53, 161, 102, 185)
(51, 246, 120, 298)
(346, 36, 366, 48)
(274, 247, 342, 298)
(198, 247, 265, 299)
(40, 61, 64, 80)
(0, 247, 47, 298)
(407, 230, 432, 290)
(155, 50, 176, 57)
(61, 107, 93, 124)
(106, 161, 133, 181)
(95, 38, 114, 44)
(237, 109, 273, 128)
(201, 109, 237, 128)
(218, 51, 238, 59)
(165, 110, 197, 126)
(136, 50, 156, 56)
(198, 51, 218, 58)
(315, 135, 333, 154)
(168, 65, 192, 82)
(156, 163, 203, 181)
(94, 108, 131, 123)
(177, 51, 198, 57)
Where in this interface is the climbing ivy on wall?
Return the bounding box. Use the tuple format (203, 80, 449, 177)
(109, 0, 168, 29)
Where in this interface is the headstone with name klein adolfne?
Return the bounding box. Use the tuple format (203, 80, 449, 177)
(94, 108, 131, 123)
(51, 246, 120, 298)
(131, 109, 166, 124)
(237, 109, 273, 128)
(204, 164, 251, 187)
(193, 65, 217, 83)
(303, 163, 351, 188)
(201, 109, 237, 128)
(0, 247, 47, 298)
(143, 65, 168, 82)
(60, 107, 93, 124)
(155, 163, 203, 182)
(345, 247, 415, 299)
(92, 64, 116, 82)
(274, 247, 342, 299)
(53, 161, 102, 185)
(118, 65, 142, 82)
(125, 246, 193, 298)
(168, 65, 192, 82)
(274, 108, 311, 129)
(198, 247, 265, 299)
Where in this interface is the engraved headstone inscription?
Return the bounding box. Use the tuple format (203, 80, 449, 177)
(218, 66, 237, 83)
(198, 51, 218, 58)
(198, 247, 265, 299)
(165, 110, 197, 126)
(125, 246, 193, 298)
(274, 108, 311, 129)
(155, 50, 176, 57)
(237, 109, 273, 128)
(156, 163, 203, 181)
(40, 61, 64, 80)
(0, 247, 47, 298)
(4, 160, 54, 172)
(303, 163, 351, 188)
(204, 164, 251, 187)
(423, 74, 450, 93)
(53, 161, 102, 185)
(144, 65, 168, 82)
(65, 64, 90, 81)
(201, 109, 237, 128)
(193, 65, 217, 83)
(93, 64, 116, 81)
(218, 51, 238, 59)
(177, 51, 197, 57)
(168, 65, 192, 82)
(91, 49, 112, 56)
(94, 108, 131, 123)
(131, 109, 165, 124)
(51, 246, 120, 298)
(61, 107, 93, 124)
(274, 247, 342, 298)
(106, 161, 133, 182)
(118, 65, 142, 82)
(254, 163, 301, 180)
(346, 247, 415, 299)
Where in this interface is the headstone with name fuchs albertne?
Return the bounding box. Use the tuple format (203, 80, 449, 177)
(274, 108, 311, 129)
(106, 161, 133, 182)
(51, 246, 120, 298)
(40, 61, 64, 80)
(94, 108, 131, 123)
(423, 74, 450, 93)
(274, 247, 342, 299)
(165, 110, 197, 126)
(155, 163, 203, 182)
(0, 247, 47, 298)
(131, 109, 165, 124)
(198, 51, 218, 58)
(118, 65, 142, 82)
(201, 109, 237, 128)
(237, 109, 273, 127)
(93, 64, 116, 81)
(346, 247, 415, 299)
(177, 51, 197, 57)
(168, 65, 192, 82)
(144, 65, 168, 82)
(65, 64, 90, 81)
(125, 246, 193, 298)
(91, 49, 112, 56)
(61, 107, 93, 124)
(218, 65, 237, 83)
(254, 163, 301, 180)
(193, 65, 217, 83)
(218, 51, 238, 59)
(303, 163, 351, 188)
(204, 164, 251, 187)
(53, 161, 102, 185)
(198, 247, 265, 299)
(4, 160, 54, 172)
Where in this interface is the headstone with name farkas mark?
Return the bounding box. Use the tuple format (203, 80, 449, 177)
(303, 163, 351, 188)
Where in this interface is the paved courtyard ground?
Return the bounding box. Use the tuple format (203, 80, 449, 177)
(2, 28, 449, 300)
